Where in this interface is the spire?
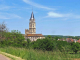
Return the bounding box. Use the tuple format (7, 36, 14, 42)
(30, 10, 34, 19)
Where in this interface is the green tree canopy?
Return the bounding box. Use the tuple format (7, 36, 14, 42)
(71, 42, 80, 54)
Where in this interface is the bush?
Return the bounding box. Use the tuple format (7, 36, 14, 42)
(27, 38, 31, 48)
(71, 42, 80, 54)
(0, 30, 25, 47)
(56, 41, 70, 52)
(33, 38, 54, 51)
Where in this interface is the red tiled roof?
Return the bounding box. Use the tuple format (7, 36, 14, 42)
(26, 34, 44, 37)
(66, 38, 74, 42)
(77, 39, 80, 43)
(71, 39, 74, 42)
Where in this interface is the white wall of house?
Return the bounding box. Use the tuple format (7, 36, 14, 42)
(25, 36, 45, 41)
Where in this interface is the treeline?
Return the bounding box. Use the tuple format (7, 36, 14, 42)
(0, 30, 26, 47)
(44, 35, 80, 40)
(0, 30, 80, 54)
(31, 37, 80, 54)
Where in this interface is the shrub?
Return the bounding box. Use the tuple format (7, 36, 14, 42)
(56, 41, 70, 52)
(33, 38, 54, 51)
(71, 42, 80, 54)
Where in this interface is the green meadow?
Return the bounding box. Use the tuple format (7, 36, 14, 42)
(0, 47, 80, 60)
(0, 47, 69, 60)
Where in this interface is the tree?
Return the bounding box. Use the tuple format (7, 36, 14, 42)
(0, 22, 8, 41)
(27, 38, 31, 48)
(74, 36, 79, 40)
(46, 35, 53, 40)
(0, 22, 7, 32)
(56, 41, 69, 52)
(54, 36, 61, 40)
(64, 44, 71, 53)
(71, 42, 80, 54)
(33, 38, 54, 51)
(5, 30, 25, 47)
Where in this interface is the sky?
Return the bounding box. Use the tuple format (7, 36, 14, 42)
(0, 0, 80, 36)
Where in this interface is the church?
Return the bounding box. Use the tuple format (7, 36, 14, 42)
(25, 11, 45, 41)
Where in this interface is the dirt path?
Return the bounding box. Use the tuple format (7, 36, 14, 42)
(0, 51, 24, 60)
(73, 59, 80, 60)
(0, 54, 11, 60)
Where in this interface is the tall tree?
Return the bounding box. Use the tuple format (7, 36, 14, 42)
(0, 22, 8, 40)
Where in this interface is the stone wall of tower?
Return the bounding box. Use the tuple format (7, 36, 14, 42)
(25, 29, 29, 36)
(25, 11, 36, 35)
(29, 15, 36, 34)
(29, 21, 36, 34)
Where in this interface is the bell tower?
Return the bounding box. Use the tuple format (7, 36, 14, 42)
(29, 11, 36, 34)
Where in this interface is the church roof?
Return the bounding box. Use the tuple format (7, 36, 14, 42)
(30, 12, 34, 19)
(26, 34, 44, 37)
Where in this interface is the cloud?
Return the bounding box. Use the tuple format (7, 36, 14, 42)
(0, 13, 22, 19)
(47, 12, 63, 18)
(23, 0, 55, 10)
(0, 5, 12, 10)
(46, 12, 80, 19)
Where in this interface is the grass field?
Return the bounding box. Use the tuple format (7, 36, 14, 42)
(0, 47, 80, 60)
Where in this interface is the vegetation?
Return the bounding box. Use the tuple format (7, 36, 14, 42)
(32, 38, 54, 51)
(0, 47, 71, 60)
(44, 35, 80, 40)
(71, 42, 80, 54)
(1, 22, 80, 60)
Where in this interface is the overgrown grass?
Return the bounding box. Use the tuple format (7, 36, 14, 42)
(0, 47, 79, 60)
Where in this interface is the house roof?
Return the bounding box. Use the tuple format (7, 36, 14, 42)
(66, 38, 74, 42)
(77, 39, 80, 43)
(26, 34, 44, 37)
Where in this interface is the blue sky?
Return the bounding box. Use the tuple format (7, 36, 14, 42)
(0, 0, 80, 36)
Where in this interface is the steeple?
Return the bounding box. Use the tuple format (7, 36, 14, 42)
(30, 11, 34, 19)
(29, 10, 36, 34)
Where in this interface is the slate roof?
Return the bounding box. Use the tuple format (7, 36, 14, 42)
(30, 12, 34, 19)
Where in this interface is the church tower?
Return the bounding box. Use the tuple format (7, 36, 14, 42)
(25, 11, 45, 41)
(29, 11, 36, 34)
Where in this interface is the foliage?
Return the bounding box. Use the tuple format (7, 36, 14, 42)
(0, 47, 72, 60)
(0, 30, 25, 47)
(33, 38, 54, 51)
(44, 35, 80, 40)
(27, 38, 31, 48)
(56, 41, 70, 52)
(46, 35, 53, 40)
(71, 42, 80, 54)
(0, 22, 8, 41)
(0, 22, 80, 54)
(53, 36, 61, 40)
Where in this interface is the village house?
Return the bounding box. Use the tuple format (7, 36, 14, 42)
(66, 38, 78, 43)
